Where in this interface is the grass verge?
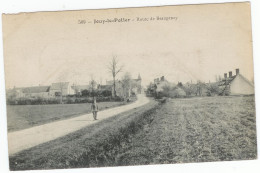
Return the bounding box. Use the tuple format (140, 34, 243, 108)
(7, 101, 132, 132)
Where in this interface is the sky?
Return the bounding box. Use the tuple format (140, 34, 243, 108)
(2, 2, 254, 89)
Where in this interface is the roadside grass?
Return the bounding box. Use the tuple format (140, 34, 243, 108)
(7, 102, 127, 132)
(9, 99, 159, 170)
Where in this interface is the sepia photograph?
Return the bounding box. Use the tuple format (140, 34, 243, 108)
(1, 1, 258, 171)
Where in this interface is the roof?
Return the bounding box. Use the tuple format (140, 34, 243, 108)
(132, 79, 141, 82)
(106, 80, 115, 85)
(218, 74, 254, 95)
(237, 74, 254, 87)
(73, 85, 90, 91)
(218, 76, 236, 86)
(218, 74, 254, 87)
(98, 85, 112, 90)
(106, 78, 140, 85)
(50, 82, 70, 90)
(21, 86, 50, 94)
(106, 80, 122, 85)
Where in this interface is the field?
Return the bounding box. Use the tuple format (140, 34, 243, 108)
(118, 95, 257, 164)
(7, 102, 126, 132)
(9, 96, 257, 170)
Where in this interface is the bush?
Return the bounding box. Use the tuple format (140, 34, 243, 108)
(96, 97, 111, 102)
(66, 97, 75, 104)
(159, 85, 186, 98)
(112, 96, 124, 102)
(7, 95, 125, 105)
(168, 88, 186, 98)
(101, 90, 112, 97)
(7, 97, 61, 105)
(207, 83, 221, 96)
(81, 90, 90, 97)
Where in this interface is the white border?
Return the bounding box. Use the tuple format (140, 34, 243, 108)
(0, 1, 259, 173)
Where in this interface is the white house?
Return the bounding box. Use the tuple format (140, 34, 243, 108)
(219, 69, 254, 95)
(49, 82, 75, 97)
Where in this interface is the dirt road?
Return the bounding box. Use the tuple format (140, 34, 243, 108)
(8, 95, 150, 156)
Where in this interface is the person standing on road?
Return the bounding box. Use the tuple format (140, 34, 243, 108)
(91, 99, 99, 120)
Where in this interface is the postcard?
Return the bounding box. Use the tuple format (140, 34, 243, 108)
(2, 2, 257, 171)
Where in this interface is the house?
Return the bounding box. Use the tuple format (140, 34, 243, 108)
(106, 80, 125, 97)
(49, 82, 75, 97)
(6, 87, 25, 99)
(6, 86, 50, 99)
(22, 86, 50, 98)
(7, 82, 77, 100)
(153, 76, 173, 97)
(106, 74, 142, 97)
(218, 69, 254, 95)
(131, 74, 142, 94)
(72, 85, 90, 95)
(98, 84, 113, 91)
(154, 76, 172, 92)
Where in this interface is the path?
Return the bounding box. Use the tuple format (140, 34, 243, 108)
(8, 94, 150, 156)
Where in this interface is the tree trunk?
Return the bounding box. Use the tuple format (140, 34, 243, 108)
(60, 94, 63, 104)
(113, 76, 116, 98)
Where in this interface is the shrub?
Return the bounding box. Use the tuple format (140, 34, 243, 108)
(207, 83, 221, 96)
(160, 85, 186, 98)
(168, 87, 186, 98)
(101, 90, 112, 97)
(112, 96, 124, 102)
(81, 90, 90, 97)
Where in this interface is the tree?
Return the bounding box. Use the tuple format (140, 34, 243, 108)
(101, 90, 112, 97)
(121, 72, 132, 99)
(196, 80, 204, 96)
(107, 56, 123, 98)
(89, 75, 97, 100)
(81, 89, 90, 97)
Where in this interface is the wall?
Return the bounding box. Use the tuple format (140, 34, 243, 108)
(230, 75, 254, 95)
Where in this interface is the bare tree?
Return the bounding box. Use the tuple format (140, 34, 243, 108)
(107, 56, 123, 97)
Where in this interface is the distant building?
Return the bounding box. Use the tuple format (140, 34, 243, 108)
(49, 82, 75, 97)
(106, 74, 142, 97)
(131, 74, 142, 95)
(7, 82, 76, 99)
(6, 86, 50, 99)
(218, 69, 254, 95)
(22, 86, 50, 98)
(97, 84, 113, 91)
(72, 85, 90, 96)
(153, 76, 171, 92)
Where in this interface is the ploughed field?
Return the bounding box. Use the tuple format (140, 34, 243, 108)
(7, 102, 125, 132)
(119, 95, 257, 164)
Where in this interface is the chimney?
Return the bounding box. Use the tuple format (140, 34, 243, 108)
(224, 73, 227, 79)
(229, 71, 232, 78)
(161, 76, 165, 81)
(236, 68, 239, 75)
